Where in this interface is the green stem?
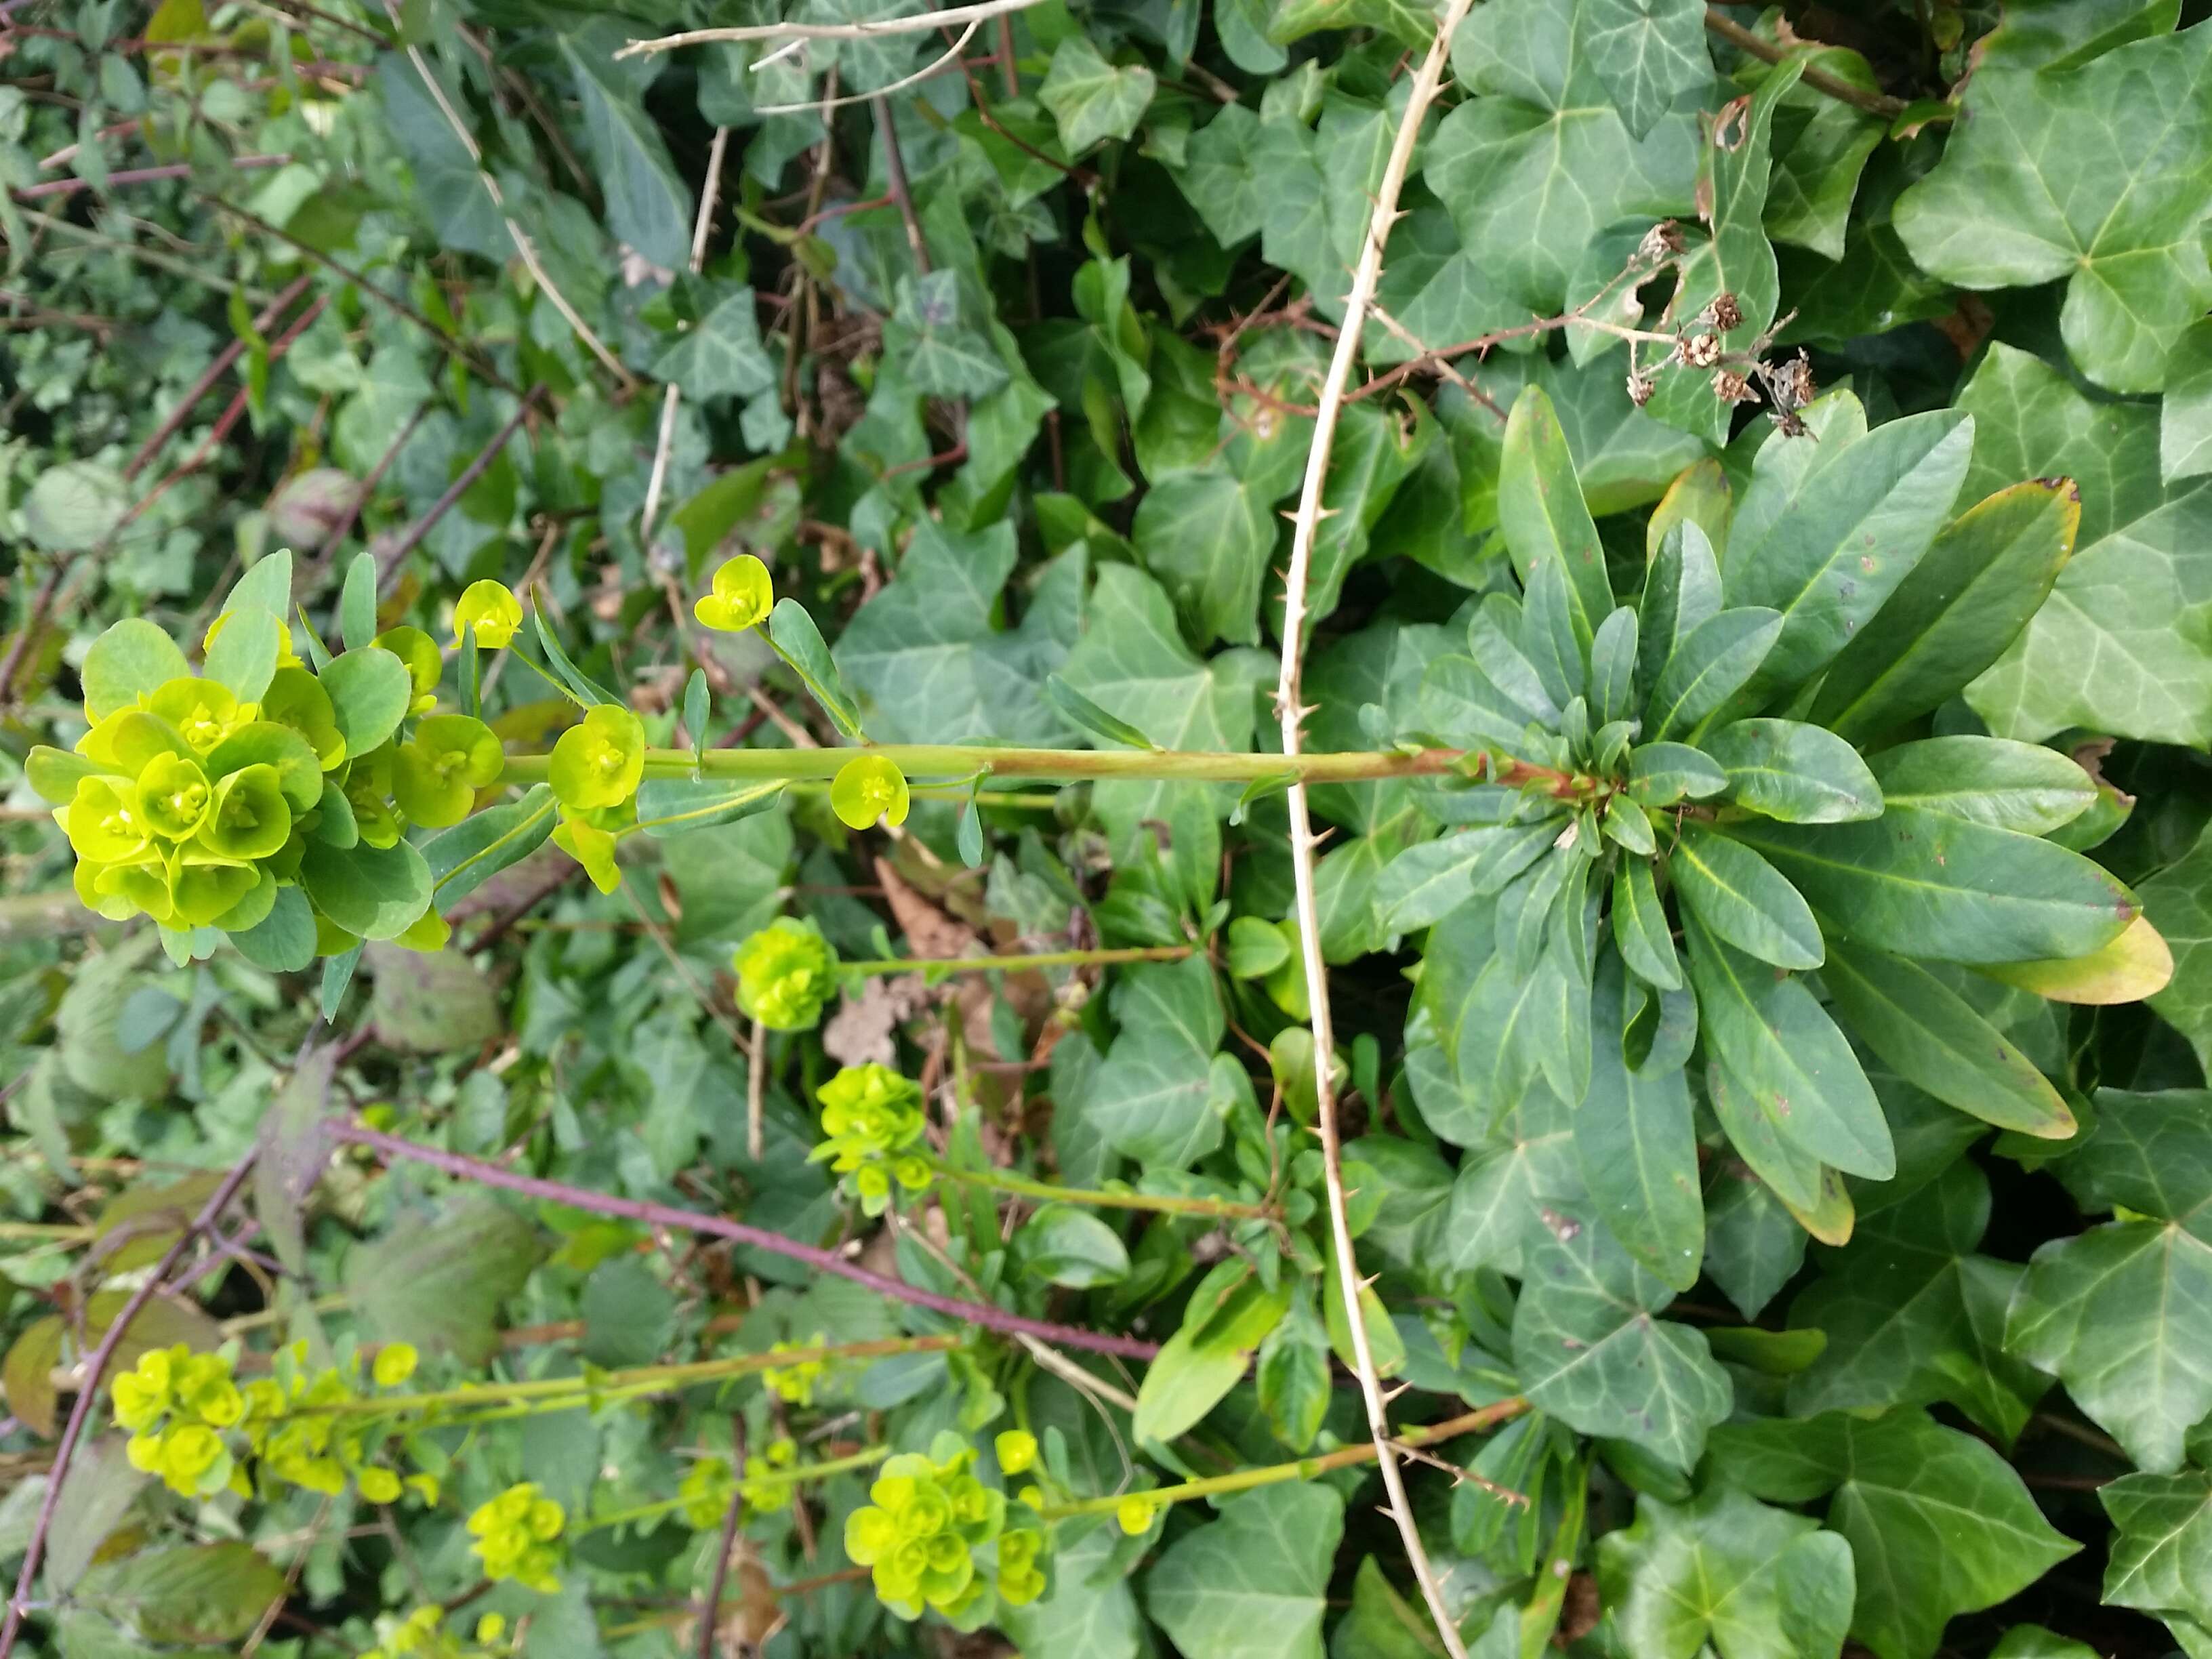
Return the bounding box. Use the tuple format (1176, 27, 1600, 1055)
(503, 744, 1470, 789)
(575, 1447, 890, 1535)
(293, 1336, 960, 1418)
(839, 944, 1193, 977)
(924, 1157, 1275, 1221)
(1038, 1398, 1530, 1519)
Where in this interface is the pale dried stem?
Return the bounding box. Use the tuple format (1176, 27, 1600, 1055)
(391, 27, 636, 389)
(1270, 1, 1479, 1654)
(642, 125, 733, 544)
(751, 20, 979, 115)
(619, 0, 1038, 58)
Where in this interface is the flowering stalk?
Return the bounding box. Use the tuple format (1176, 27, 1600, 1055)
(838, 944, 1193, 977)
(576, 1446, 891, 1534)
(294, 1336, 961, 1421)
(1038, 1397, 1529, 1521)
(501, 743, 1484, 788)
(920, 1156, 1275, 1221)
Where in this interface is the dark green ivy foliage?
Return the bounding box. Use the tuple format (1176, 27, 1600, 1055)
(9, 0, 2212, 1657)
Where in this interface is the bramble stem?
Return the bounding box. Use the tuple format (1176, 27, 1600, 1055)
(1038, 1398, 1529, 1519)
(501, 744, 1475, 788)
(923, 1156, 1275, 1220)
(331, 1124, 1161, 1360)
(839, 944, 1193, 977)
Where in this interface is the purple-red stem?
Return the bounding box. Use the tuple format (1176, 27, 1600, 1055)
(0, 1151, 260, 1659)
(329, 1123, 1160, 1361)
(12, 153, 290, 203)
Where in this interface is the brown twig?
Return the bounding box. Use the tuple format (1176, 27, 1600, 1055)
(697, 1417, 749, 1659)
(329, 1122, 1162, 1359)
(873, 96, 930, 275)
(0, 1150, 260, 1659)
(124, 274, 313, 480)
(207, 199, 520, 396)
(374, 390, 544, 594)
(313, 401, 432, 575)
(11, 152, 290, 203)
(1702, 9, 1906, 118)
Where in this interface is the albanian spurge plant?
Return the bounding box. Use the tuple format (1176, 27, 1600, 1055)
(1384, 386, 2150, 1249)
(21, 1, 2212, 1656)
(19, 376, 2179, 1658)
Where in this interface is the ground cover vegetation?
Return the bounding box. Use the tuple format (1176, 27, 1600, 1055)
(5, 0, 2212, 1655)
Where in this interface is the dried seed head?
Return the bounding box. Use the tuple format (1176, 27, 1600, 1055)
(1706, 291, 1742, 331)
(1637, 220, 1685, 264)
(1711, 369, 1757, 405)
(1678, 331, 1722, 369)
(1626, 369, 1656, 407)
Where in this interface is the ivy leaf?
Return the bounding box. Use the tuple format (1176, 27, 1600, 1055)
(1892, 28, 2212, 392)
(2142, 820, 2212, 1076)
(2009, 1088, 2212, 1471)
(651, 283, 775, 403)
(1959, 343, 2212, 745)
(1145, 1485, 1345, 1659)
(1176, 103, 1265, 245)
(1711, 1409, 2080, 1659)
(1761, 47, 1887, 259)
(1060, 564, 1263, 859)
(1511, 1201, 1734, 1470)
(884, 270, 1010, 401)
(1267, 0, 1435, 52)
(1578, 0, 1710, 142)
(2163, 314, 2212, 482)
(1785, 1161, 2051, 1442)
(998, 1519, 1144, 1659)
(1596, 1486, 1856, 1659)
(1084, 957, 1229, 1168)
(1641, 56, 1800, 442)
(554, 24, 693, 271)
(1426, 0, 1698, 313)
(835, 524, 1081, 744)
(1133, 466, 1276, 648)
(2101, 1467, 2212, 1639)
(1040, 36, 1157, 155)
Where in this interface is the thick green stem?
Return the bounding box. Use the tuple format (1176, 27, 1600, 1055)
(1038, 1397, 1529, 1519)
(840, 945, 1193, 977)
(296, 1336, 959, 1419)
(502, 744, 1466, 788)
(925, 1156, 1275, 1221)
(577, 1446, 890, 1535)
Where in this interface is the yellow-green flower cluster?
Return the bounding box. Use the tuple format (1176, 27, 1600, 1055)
(33, 595, 512, 956)
(546, 703, 647, 895)
(112, 1340, 434, 1505)
(693, 554, 773, 634)
(361, 1605, 512, 1659)
(466, 1482, 567, 1593)
(732, 916, 840, 1030)
(811, 1063, 932, 1216)
(829, 753, 909, 830)
(678, 1435, 800, 1527)
(843, 1434, 1041, 1622)
(112, 1344, 247, 1497)
(761, 1336, 830, 1406)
